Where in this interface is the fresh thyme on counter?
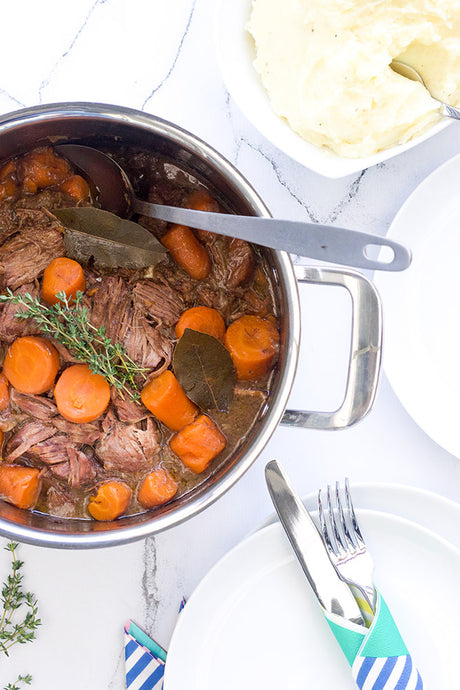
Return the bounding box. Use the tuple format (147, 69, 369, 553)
(0, 289, 147, 401)
(1, 542, 40, 689)
(4, 674, 32, 690)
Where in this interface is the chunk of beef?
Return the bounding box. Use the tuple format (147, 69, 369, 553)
(132, 279, 183, 326)
(123, 309, 172, 371)
(0, 283, 41, 343)
(68, 446, 97, 488)
(226, 239, 255, 288)
(29, 436, 96, 489)
(210, 237, 254, 289)
(6, 420, 56, 461)
(10, 389, 58, 420)
(13, 189, 78, 211)
(28, 435, 70, 465)
(0, 210, 65, 289)
(96, 411, 158, 473)
(0, 406, 27, 433)
(154, 264, 197, 306)
(50, 339, 80, 364)
(0, 207, 19, 246)
(45, 485, 77, 518)
(195, 285, 234, 321)
(51, 417, 101, 444)
(111, 389, 150, 424)
(90, 276, 132, 343)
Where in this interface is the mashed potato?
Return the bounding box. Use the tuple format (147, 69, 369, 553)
(248, 0, 460, 157)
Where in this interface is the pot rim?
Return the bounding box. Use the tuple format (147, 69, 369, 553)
(0, 102, 301, 548)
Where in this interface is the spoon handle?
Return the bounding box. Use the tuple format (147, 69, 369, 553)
(133, 199, 411, 272)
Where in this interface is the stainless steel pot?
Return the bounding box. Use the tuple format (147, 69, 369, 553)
(0, 103, 382, 548)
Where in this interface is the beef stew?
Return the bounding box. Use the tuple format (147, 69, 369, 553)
(0, 146, 280, 520)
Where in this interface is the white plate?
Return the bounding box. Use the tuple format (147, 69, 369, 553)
(214, 0, 450, 179)
(375, 153, 460, 458)
(164, 510, 460, 690)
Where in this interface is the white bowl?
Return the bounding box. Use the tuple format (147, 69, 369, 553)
(215, 0, 451, 179)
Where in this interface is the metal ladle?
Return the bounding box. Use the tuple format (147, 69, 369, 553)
(55, 144, 411, 272)
(391, 60, 460, 121)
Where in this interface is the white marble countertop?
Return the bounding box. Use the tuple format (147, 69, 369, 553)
(1, 1, 459, 688)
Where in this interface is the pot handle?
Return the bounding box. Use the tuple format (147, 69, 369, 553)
(281, 265, 382, 430)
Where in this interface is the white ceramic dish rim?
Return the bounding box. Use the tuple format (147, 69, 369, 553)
(257, 480, 460, 548)
(214, 0, 451, 179)
(375, 153, 460, 458)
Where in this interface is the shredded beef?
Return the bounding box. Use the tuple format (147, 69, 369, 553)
(6, 420, 57, 462)
(132, 279, 183, 326)
(90, 276, 132, 343)
(28, 436, 96, 489)
(0, 282, 41, 343)
(45, 485, 77, 517)
(96, 411, 158, 473)
(225, 239, 255, 288)
(123, 309, 172, 371)
(111, 389, 150, 424)
(0, 210, 64, 289)
(51, 418, 101, 444)
(10, 389, 58, 420)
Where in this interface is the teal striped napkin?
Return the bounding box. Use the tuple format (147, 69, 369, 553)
(124, 598, 185, 689)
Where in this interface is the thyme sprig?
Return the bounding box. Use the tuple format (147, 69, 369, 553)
(0, 289, 147, 401)
(4, 675, 32, 690)
(0, 541, 40, 690)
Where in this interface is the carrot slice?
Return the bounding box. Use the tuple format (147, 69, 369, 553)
(54, 364, 110, 423)
(41, 257, 86, 305)
(224, 315, 279, 380)
(88, 481, 132, 521)
(187, 189, 220, 213)
(138, 468, 178, 509)
(18, 146, 70, 193)
(0, 160, 16, 180)
(0, 465, 41, 509)
(141, 370, 198, 431)
(170, 414, 226, 473)
(59, 174, 90, 202)
(186, 190, 220, 244)
(3, 336, 60, 395)
(162, 225, 211, 280)
(0, 372, 9, 411)
(175, 306, 226, 341)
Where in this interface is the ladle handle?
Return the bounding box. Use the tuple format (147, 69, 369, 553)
(281, 265, 382, 430)
(133, 199, 411, 272)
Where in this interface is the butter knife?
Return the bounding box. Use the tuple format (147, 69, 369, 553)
(265, 460, 364, 627)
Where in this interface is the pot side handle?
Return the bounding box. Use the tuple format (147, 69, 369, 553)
(281, 265, 382, 430)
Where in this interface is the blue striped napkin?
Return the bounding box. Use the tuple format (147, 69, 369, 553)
(124, 598, 186, 690)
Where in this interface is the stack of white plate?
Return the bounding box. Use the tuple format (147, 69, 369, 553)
(164, 483, 460, 689)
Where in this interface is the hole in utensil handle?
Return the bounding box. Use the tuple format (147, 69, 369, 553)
(364, 243, 395, 264)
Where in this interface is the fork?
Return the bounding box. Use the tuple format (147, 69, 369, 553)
(318, 479, 376, 624)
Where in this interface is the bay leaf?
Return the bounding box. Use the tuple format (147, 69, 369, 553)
(173, 329, 236, 413)
(53, 207, 167, 268)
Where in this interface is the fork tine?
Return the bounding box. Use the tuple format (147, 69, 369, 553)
(327, 484, 346, 553)
(318, 488, 339, 556)
(345, 477, 365, 545)
(336, 481, 358, 549)
(335, 482, 357, 550)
